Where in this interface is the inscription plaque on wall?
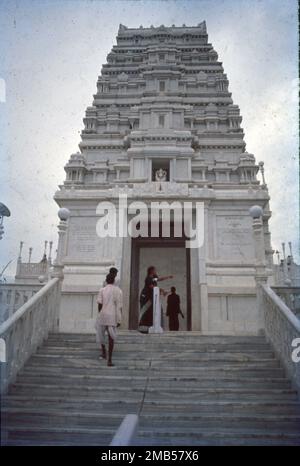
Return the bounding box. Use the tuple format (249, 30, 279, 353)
(67, 217, 120, 262)
(216, 215, 254, 261)
(67, 218, 97, 260)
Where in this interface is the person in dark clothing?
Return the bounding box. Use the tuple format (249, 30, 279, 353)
(166, 287, 184, 331)
(138, 266, 173, 333)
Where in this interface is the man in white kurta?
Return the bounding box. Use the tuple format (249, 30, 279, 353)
(95, 274, 122, 366)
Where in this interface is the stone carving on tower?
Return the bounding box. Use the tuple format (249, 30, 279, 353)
(155, 168, 167, 182)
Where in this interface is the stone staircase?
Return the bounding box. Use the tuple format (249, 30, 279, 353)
(1, 331, 300, 446)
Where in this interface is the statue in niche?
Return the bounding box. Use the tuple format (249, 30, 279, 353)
(155, 168, 167, 182)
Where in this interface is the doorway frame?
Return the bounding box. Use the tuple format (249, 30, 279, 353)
(129, 236, 192, 330)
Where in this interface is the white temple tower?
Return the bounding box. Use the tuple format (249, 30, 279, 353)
(54, 23, 273, 334)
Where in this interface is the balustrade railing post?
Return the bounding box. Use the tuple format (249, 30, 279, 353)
(250, 205, 269, 333)
(50, 208, 70, 332)
(149, 286, 163, 334)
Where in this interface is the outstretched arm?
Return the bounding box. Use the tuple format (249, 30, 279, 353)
(157, 275, 173, 282)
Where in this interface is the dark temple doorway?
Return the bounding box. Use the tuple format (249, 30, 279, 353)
(129, 232, 191, 331)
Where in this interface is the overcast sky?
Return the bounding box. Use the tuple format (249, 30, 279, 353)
(0, 0, 298, 277)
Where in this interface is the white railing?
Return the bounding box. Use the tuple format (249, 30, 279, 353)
(0, 277, 61, 393)
(0, 283, 44, 324)
(262, 284, 300, 391)
(16, 262, 49, 277)
(271, 287, 300, 318)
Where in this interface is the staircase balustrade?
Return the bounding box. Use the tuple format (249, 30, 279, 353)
(0, 277, 61, 393)
(262, 284, 300, 392)
(271, 287, 300, 318)
(0, 283, 44, 324)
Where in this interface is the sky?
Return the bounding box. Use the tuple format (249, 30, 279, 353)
(0, 0, 298, 277)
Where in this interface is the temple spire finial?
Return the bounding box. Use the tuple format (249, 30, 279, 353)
(197, 20, 207, 33)
(259, 161, 266, 187)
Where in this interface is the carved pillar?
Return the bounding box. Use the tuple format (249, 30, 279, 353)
(51, 208, 70, 332)
(52, 208, 70, 279)
(199, 201, 209, 333)
(264, 231, 273, 270)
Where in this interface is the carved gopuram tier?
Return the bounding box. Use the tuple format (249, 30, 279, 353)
(55, 23, 273, 334)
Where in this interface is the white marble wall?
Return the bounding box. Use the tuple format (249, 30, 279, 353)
(59, 210, 125, 332)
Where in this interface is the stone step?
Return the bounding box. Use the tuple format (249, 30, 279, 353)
(3, 406, 300, 421)
(4, 439, 109, 446)
(36, 347, 276, 360)
(3, 425, 115, 446)
(28, 355, 280, 368)
(5, 436, 300, 447)
(3, 424, 300, 447)
(15, 373, 291, 390)
(49, 347, 274, 355)
(3, 395, 300, 414)
(140, 416, 300, 430)
(20, 364, 286, 377)
(137, 426, 300, 439)
(48, 332, 268, 344)
(44, 341, 272, 351)
(21, 364, 286, 378)
(135, 433, 300, 447)
(2, 410, 300, 433)
(1, 409, 124, 428)
(9, 382, 298, 401)
(8, 383, 144, 400)
(2, 331, 299, 446)
(143, 388, 298, 401)
(33, 339, 274, 349)
(141, 400, 300, 415)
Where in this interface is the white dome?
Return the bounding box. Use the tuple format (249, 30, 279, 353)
(249, 205, 263, 219)
(58, 207, 70, 221)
